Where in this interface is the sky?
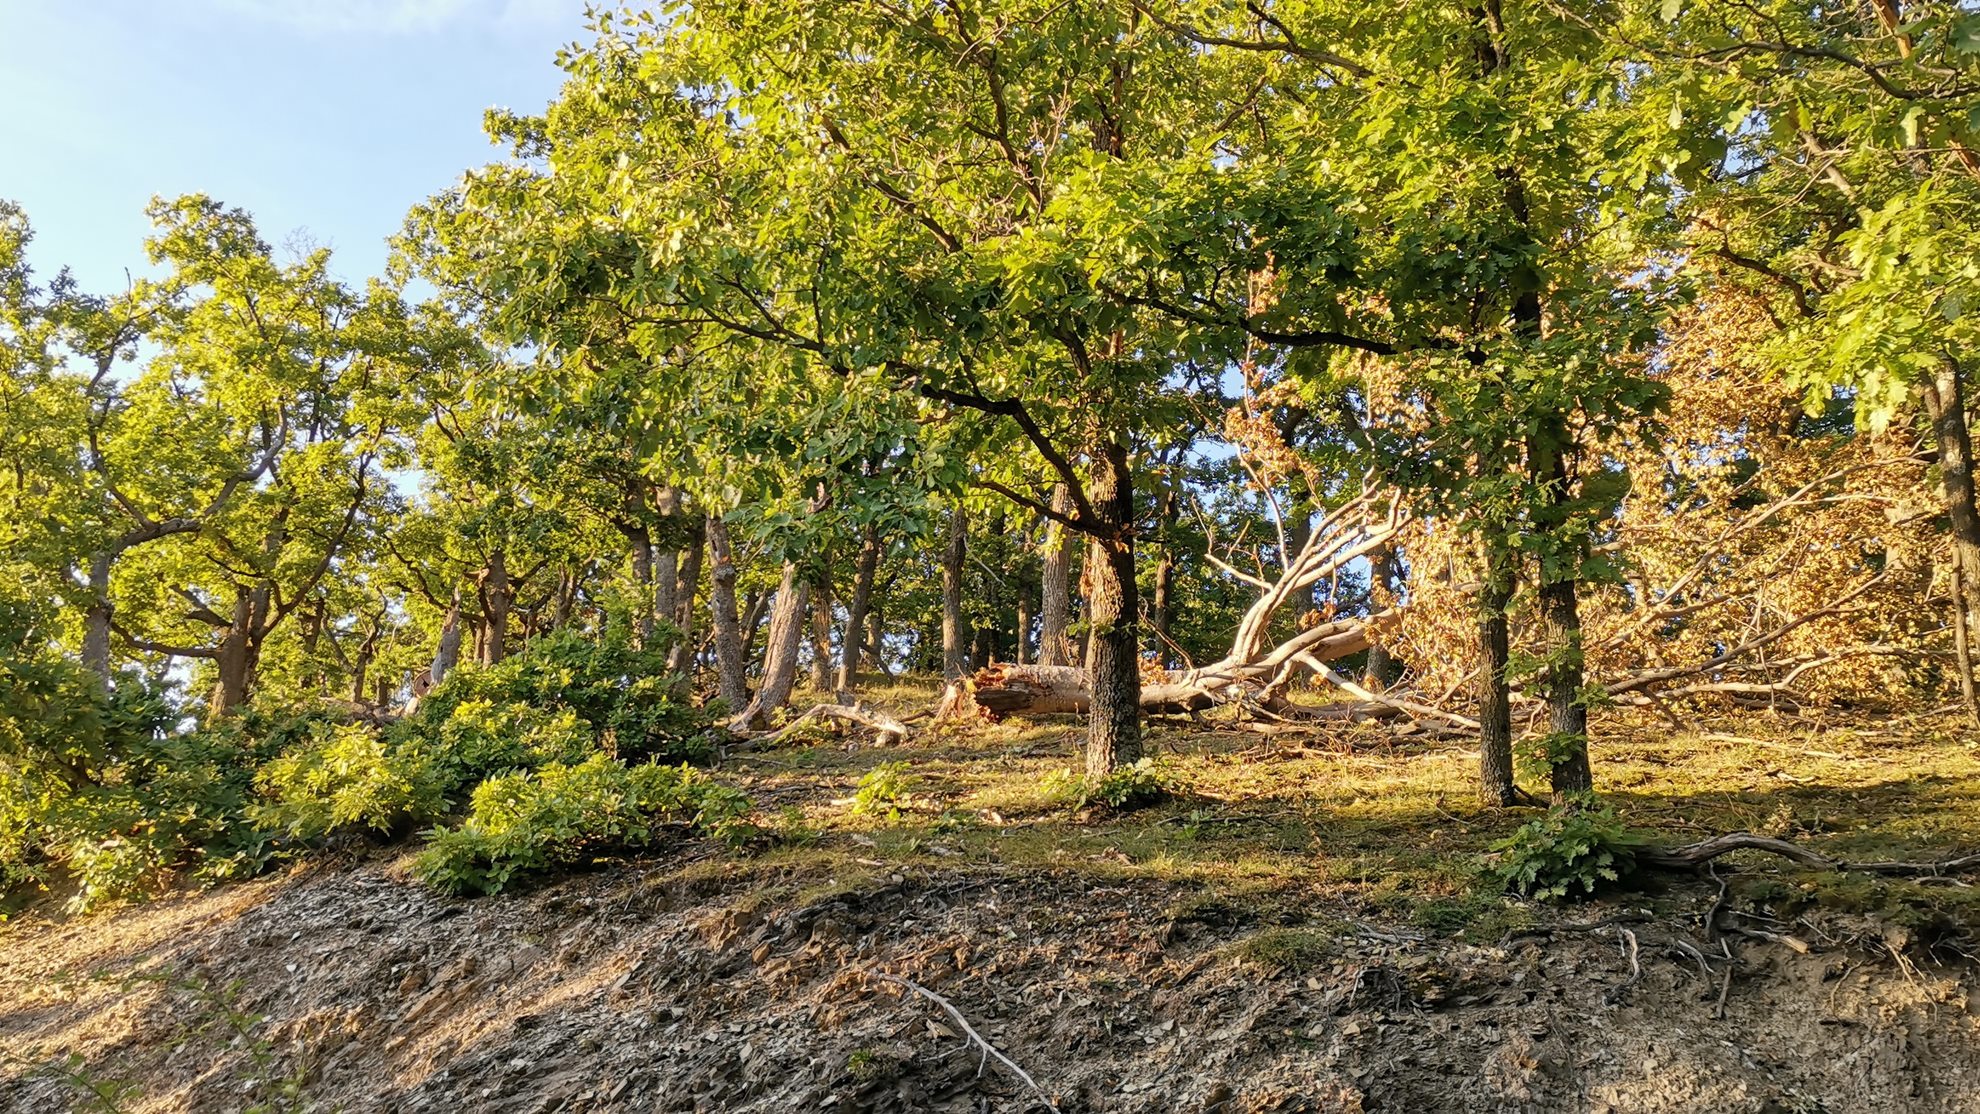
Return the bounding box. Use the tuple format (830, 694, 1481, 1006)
(0, 0, 592, 292)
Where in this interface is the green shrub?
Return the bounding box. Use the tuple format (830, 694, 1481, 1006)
(848, 761, 916, 821)
(249, 722, 443, 842)
(409, 629, 716, 765)
(413, 756, 751, 896)
(1488, 804, 1650, 900)
(1043, 757, 1171, 812)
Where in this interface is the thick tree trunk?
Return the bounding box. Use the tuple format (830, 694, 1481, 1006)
(483, 550, 511, 665)
(1477, 553, 1518, 807)
(81, 550, 114, 684)
(1083, 444, 1142, 778)
(707, 513, 750, 712)
(808, 572, 835, 693)
(209, 593, 254, 718)
(1923, 359, 1980, 724)
(943, 507, 968, 680)
(838, 524, 881, 693)
(1038, 484, 1076, 667)
(739, 566, 806, 730)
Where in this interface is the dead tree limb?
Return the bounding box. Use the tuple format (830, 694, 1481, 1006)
(759, 702, 911, 747)
(867, 971, 1061, 1113)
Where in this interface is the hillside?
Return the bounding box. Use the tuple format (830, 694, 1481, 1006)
(6, 706, 1978, 1114)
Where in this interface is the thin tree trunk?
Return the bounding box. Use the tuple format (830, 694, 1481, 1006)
(669, 515, 706, 674)
(653, 485, 681, 645)
(943, 506, 968, 680)
(866, 609, 890, 678)
(1151, 478, 1178, 653)
(629, 526, 656, 647)
(1923, 358, 1980, 724)
(1083, 443, 1142, 778)
(1015, 592, 1033, 666)
(706, 513, 750, 712)
(431, 590, 463, 689)
(1478, 551, 1518, 807)
(1539, 576, 1593, 800)
(1363, 543, 1401, 690)
(1955, 562, 1980, 727)
(1039, 485, 1075, 667)
(808, 572, 834, 693)
(741, 589, 770, 663)
(838, 524, 881, 693)
(740, 566, 806, 729)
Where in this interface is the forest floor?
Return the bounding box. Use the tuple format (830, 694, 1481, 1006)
(4, 683, 1980, 1113)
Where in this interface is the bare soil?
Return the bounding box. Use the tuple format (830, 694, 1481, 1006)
(3, 849, 1977, 1114)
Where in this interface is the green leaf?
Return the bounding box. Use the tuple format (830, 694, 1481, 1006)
(1660, 0, 1683, 22)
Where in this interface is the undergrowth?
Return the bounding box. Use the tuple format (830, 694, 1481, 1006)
(1, 621, 745, 912)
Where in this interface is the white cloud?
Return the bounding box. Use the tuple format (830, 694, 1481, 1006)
(212, 0, 574, 35)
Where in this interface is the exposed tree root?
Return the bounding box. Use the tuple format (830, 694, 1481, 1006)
(1642, 832, 1980, 876)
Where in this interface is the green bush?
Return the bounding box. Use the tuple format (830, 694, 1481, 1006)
(1488, 804, 1650, 900)
(249, 722, 444, 842)
(414, 755, 751, 896)
(1043, 757, 1172, 812)
(848, 761, 916, 822)
(408, 629, 716, 765)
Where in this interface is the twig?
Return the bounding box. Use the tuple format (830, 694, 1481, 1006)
(867, 971, 1061, 1113)
(1605, 927, 1643, 1005)
(1715, 966, 1733, 1020)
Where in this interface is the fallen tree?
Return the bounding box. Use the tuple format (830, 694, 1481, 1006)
(942, 494, 1477, 729)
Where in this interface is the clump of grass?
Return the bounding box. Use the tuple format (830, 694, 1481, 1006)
(1232, 924, 1341, 974)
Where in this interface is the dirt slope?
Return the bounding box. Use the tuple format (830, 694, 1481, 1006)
(3, 850, 1977, 1114)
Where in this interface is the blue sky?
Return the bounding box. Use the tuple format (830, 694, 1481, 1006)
(0, 0, 590, 291)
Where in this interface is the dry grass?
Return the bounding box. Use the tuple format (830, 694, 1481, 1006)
(731, 676, 1980, 938)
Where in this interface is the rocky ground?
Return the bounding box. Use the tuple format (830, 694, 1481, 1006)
(3, 847, 1977, 1114)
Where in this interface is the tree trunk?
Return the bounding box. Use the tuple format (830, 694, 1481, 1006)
(209, 593, 254, 718)
(653, 485, 682, 646)
(431, 592, 464, 689)
(1922, 358, 1980, 723)
(1477, 552, 1518, 807)
(669, 515, 706, 674)
(866, 609, 890, 678)
(943, 506, 969, 680)
(808, 572, 834, 693)
(483, 550, 511, 665)
(1015, 592, 1033, 666)
(838, 524, 881, 693)
(1539, 576, 1593, 800)
(81, 550, 114, 684)
(1083, 443, 1142, 778)
(1151, 477, 1178, 654)
(1039, 484, 1076, 667)
(629, 526, 656, 647)
(1363, 543, 1401, 690)
(707, 513, 750, 711)
(739, 565, 806, 730)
